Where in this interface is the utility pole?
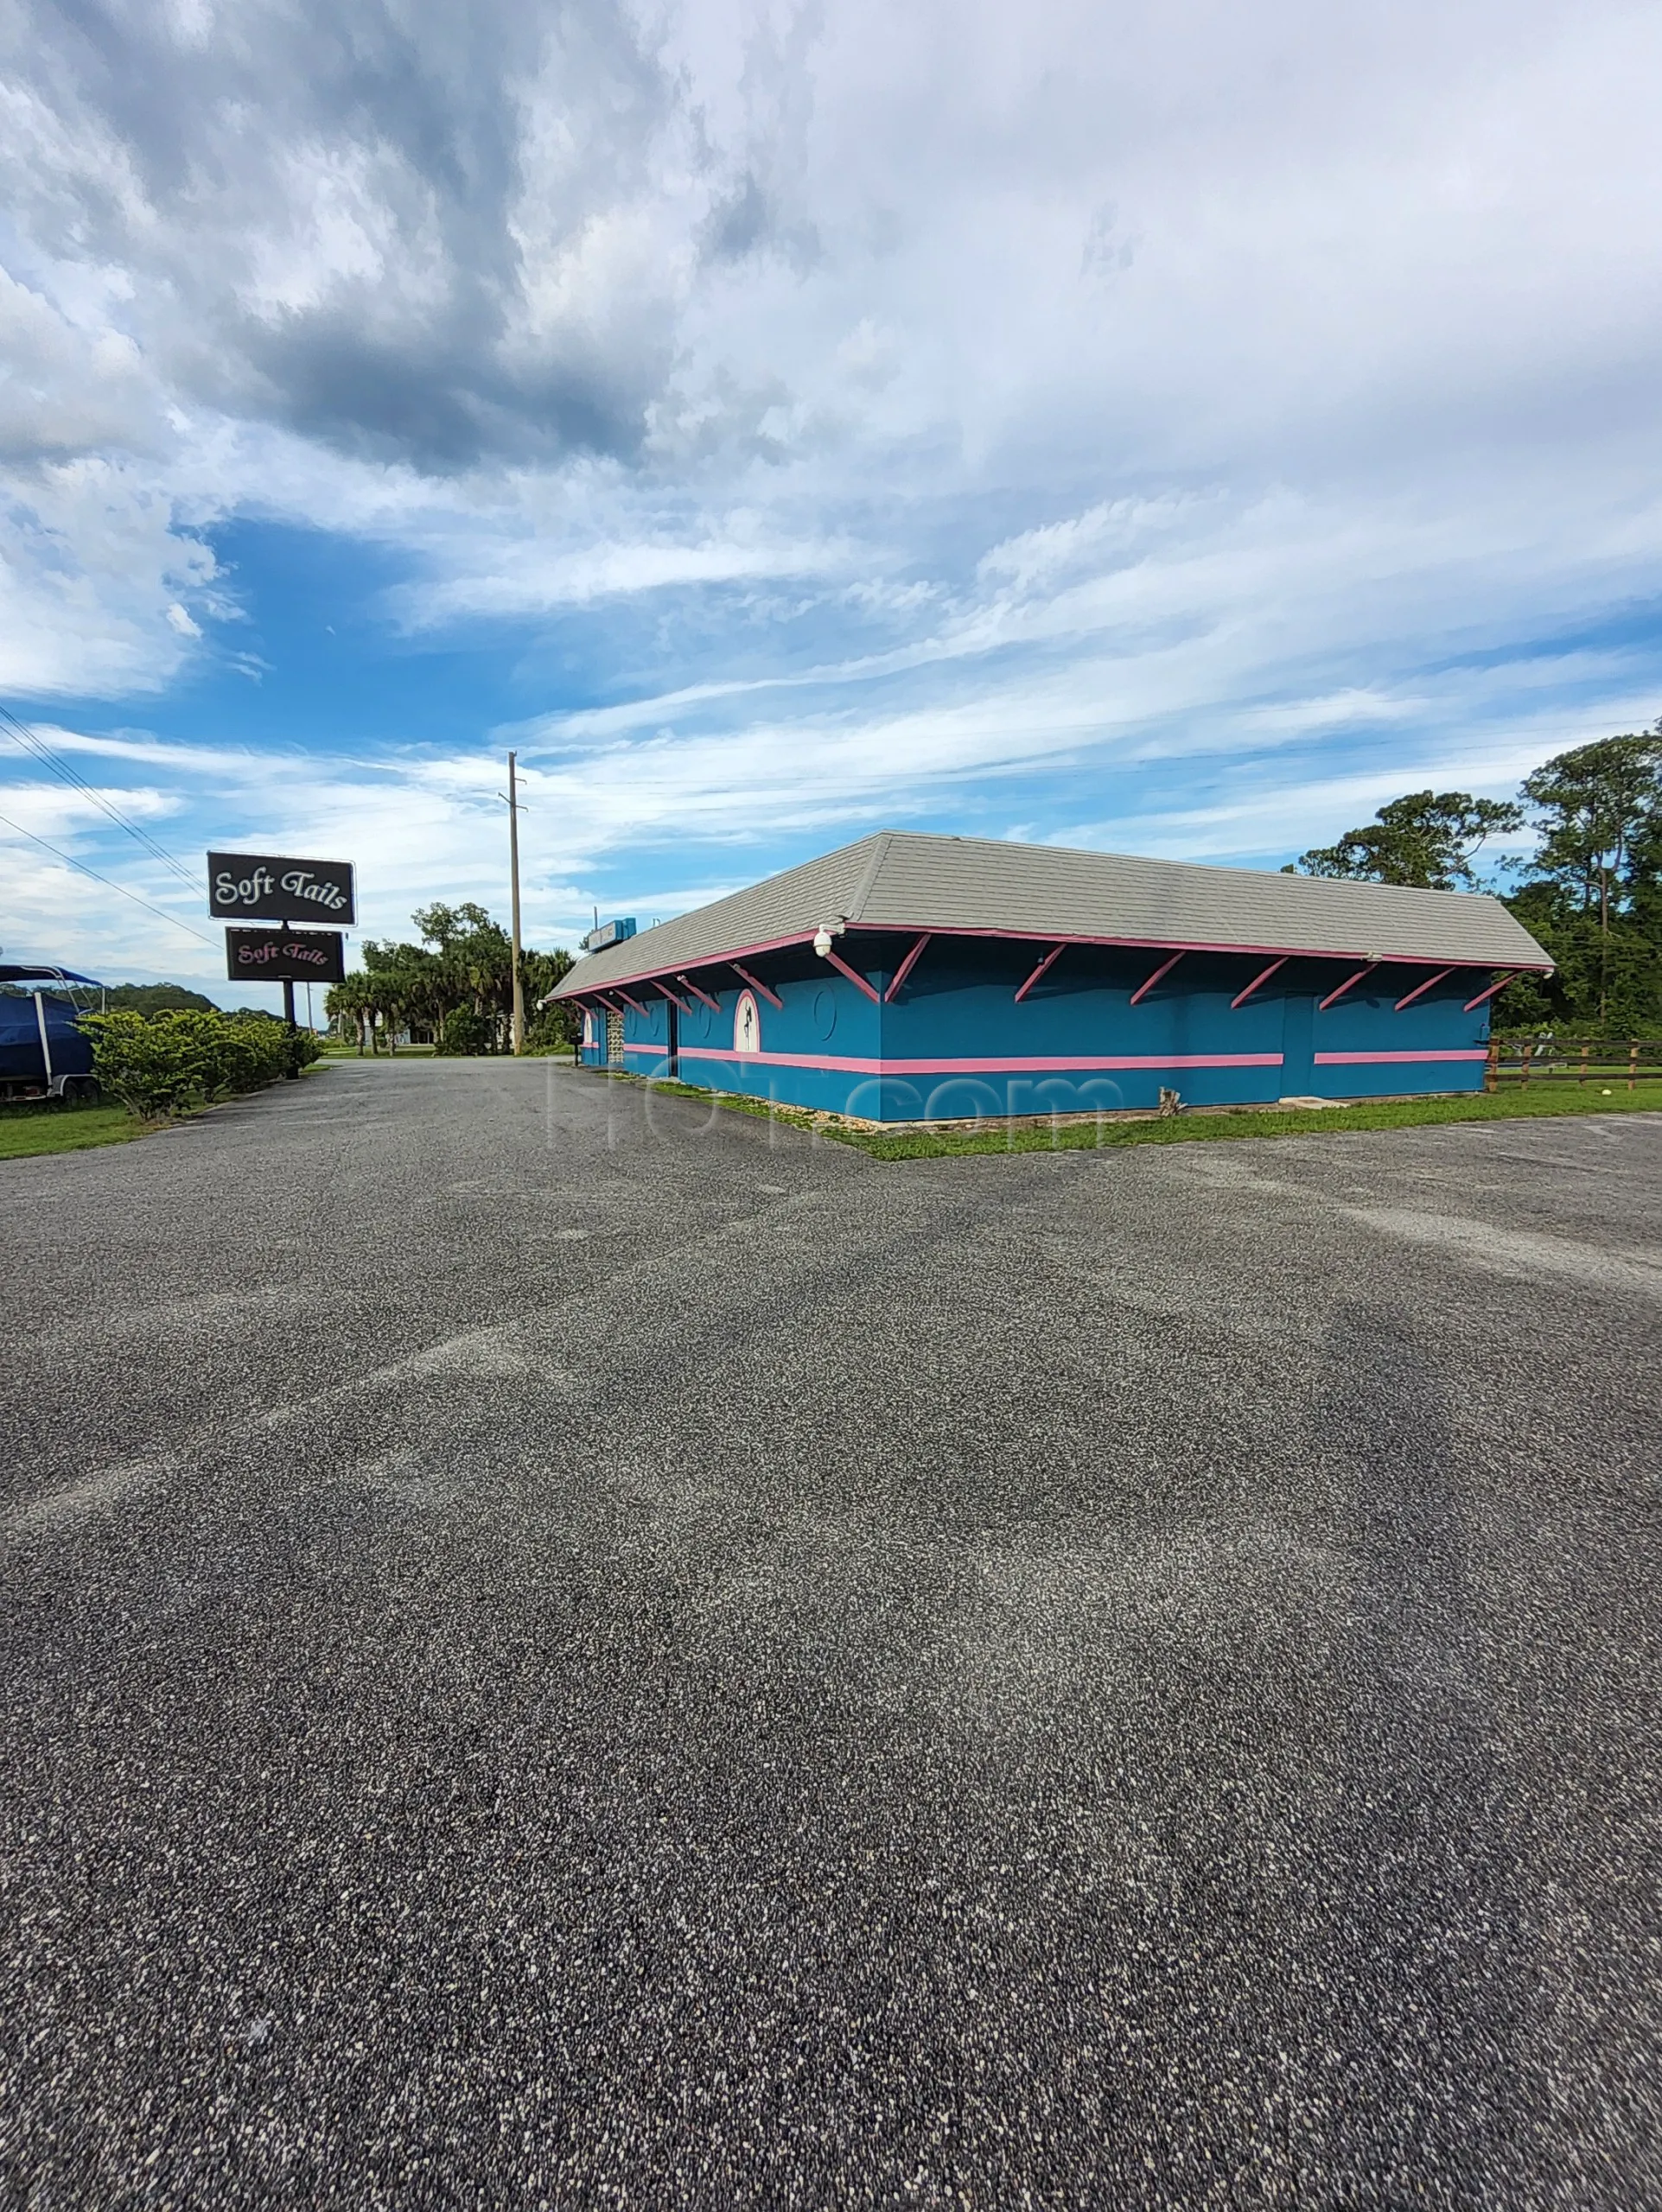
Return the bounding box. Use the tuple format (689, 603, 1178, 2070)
(507, 749, 526, 1054)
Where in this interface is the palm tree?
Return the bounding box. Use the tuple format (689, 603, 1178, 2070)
(326, 975, 373, 1053)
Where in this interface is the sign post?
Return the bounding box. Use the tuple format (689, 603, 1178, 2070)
(209, 851, 355, 1077)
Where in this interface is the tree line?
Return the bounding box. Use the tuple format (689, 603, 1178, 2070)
(325, 901, 576, 1054)
(1285, 722, 1662, 1035)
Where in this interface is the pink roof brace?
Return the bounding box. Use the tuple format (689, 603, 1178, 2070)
(883, 934, 932, 1004)
(1129, 950, 1185, 1007)
(1394, 966, 1455, 1012)
(1231, 957, 1288, 1009)
(1318, 965, 1373, 1012)
(1013, 942, 1068, 1004)
(1463, 972, 1519, 1012)
(819, 943, 882, 1004)
(729, 962, 783, 1011)
(678, 975, 723, 1014)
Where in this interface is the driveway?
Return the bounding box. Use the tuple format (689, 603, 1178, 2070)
(3, 1061, 1659, 2208)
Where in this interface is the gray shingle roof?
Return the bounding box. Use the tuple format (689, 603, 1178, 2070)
(552, 830, 1551, 996)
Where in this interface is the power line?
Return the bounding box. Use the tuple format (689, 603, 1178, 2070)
(0, 704, 204, 890)
(0, 703, 204, 893)
(0, 804, 220, 950)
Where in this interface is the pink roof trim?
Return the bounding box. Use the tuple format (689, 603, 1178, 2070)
(561, 924, 1547, 998)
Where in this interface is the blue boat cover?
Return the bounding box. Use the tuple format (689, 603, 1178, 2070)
(0, 983, 98, 1083)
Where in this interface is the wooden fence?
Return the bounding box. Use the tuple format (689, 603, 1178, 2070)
(1487, 1037, 1662, 1090)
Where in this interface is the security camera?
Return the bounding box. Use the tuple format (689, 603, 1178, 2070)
(813, 927, 833, 958)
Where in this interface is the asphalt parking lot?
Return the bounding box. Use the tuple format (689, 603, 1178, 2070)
(3, 1059, 1659, 2209)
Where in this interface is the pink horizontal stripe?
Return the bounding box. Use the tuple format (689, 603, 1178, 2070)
(632, 1039, 1484, 1074)
(1314, 1048, 1488, 1065)
(673, 1046, 1284, 1076)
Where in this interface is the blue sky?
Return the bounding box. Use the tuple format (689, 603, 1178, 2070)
(3, 0, 1661, 1001)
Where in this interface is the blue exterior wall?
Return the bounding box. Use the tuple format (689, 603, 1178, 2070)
(579, 966, 885, 1114)
(576, 935, 1493, 1118)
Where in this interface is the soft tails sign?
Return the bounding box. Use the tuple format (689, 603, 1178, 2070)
(225, 926, 347, 984)
(208, 852, 356, 924)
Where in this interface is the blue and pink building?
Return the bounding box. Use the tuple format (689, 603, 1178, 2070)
(550, 831, 1551, 1124)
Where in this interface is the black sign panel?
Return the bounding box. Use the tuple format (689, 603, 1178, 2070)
(226, 927, 347, 984)
(207, 851, 356, 924)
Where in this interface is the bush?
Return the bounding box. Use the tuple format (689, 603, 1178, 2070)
(436, 1006, 494, 1055)
(524, 1002, 578, 1054)
(79, 1009, 317, 1117)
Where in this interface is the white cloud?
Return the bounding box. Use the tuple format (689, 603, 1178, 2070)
(0, 0, 1659, 952)
(399, 524, 848, 620)
(0, 458, 219, 694)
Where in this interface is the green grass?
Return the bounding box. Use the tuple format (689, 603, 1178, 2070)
(576, 1065, 1662, 1159)
(0, 1100, 149, 1160)
(847, 1080, 1662, 1159)
(316, 1039, 436, 1056)
(0, 1060, 335, 1160)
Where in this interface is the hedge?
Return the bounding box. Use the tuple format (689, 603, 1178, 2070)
(435, 1006, 494, 1055)
(80, 1010, 321, 1118)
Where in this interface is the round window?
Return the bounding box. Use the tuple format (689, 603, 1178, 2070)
(812, 987, 837, 1040)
